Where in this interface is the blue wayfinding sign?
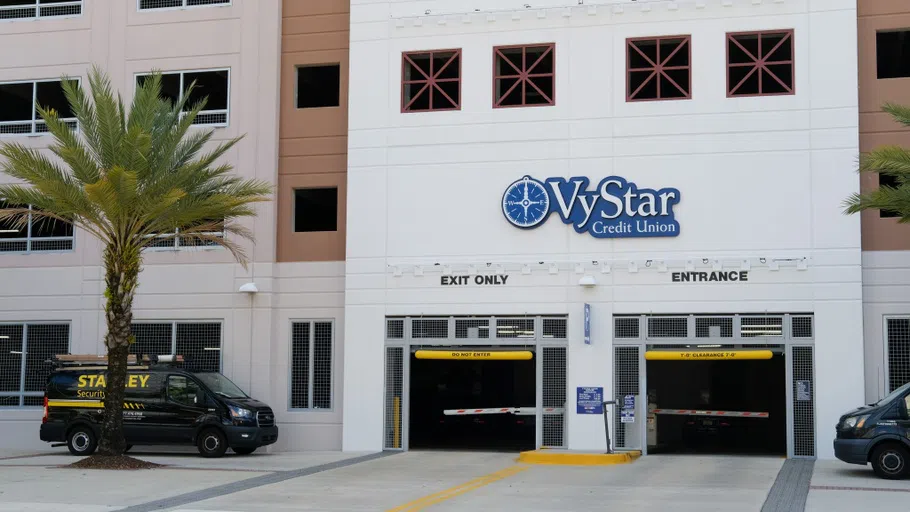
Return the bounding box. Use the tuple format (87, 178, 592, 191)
(501, 175, 681, 238)
(576, 386, 604, 414)
(584, 303, 591, 345)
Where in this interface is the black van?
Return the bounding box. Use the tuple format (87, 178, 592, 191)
(39, 354, 278, 458)
(834, 381, 910, 479)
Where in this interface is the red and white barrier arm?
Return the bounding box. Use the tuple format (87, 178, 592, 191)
(651, 409, 769, 418)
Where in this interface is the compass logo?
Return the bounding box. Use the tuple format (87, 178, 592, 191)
(501, 175, 681, 238)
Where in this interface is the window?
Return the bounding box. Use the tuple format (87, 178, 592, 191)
(494, 44, 555, 108)
(297, 64, 341, 109)
(131, 321, 222, 373)
(294, 188, 337, 232)
(136, 69, 229, 126)
(887, 318, 910, 393)
(877, 30, 910, 79)
(290, 321, 333, 410)
(138, 0, 230, 10)
(880, 173, 901, 218)
(0, 79, 78, 136)
(145, 220, 225, 250)
(627, 36, 691, 101)
(0, 202, 74, 253)
(0, 0, 82, 20)
(167, 375, 201, 407)
(401, 49, 461, 112)
(0, 323, 69, 407)
(727, 30, 794, 97)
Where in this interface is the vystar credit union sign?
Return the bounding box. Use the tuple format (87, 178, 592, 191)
(501, 175, 681, 238)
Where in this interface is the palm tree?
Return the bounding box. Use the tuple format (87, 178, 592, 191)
(844, 103, 910, 219)
(0, 66, 271, 457)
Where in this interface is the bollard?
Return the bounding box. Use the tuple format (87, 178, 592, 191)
(602, 400, 617, 454)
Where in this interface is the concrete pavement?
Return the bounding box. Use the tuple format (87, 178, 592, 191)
(0, 449, 905, 511)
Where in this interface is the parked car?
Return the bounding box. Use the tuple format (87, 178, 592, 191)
(834, 381, 910, 479)
(39, 354, 278, 458)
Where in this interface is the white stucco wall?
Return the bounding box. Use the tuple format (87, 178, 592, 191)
(343, 0, 862, 459)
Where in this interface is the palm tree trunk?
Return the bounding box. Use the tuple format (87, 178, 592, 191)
(97, 245, 140, 457)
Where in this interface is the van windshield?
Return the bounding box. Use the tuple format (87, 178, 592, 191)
(874, 381, 910, 406)
(194, 373, 248, 399)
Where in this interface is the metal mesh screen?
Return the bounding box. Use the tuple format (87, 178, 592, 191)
(647, 317, 688, 338)
(386, 319, 404, 339)
(384, 346, 404, 449)
(741, 316, 783, 337)
(497, 318, 535, 339)
(456, 318, 490, 339)
(542, 318, 567, 339)
(290, 322, 310, 409)
(139, 0, 229, 9)
(130, 322, 221, 372)
(39, 1, 81, 17)
(541, 346, 567, 448)
(792, 346, 815, 457)
(791, 316, 813, 338)
(0, 323, 69, 407)
(695, 317, 733, 338)
(313, 322, 333, 409)
(412, 319, 448, 338)
(887, 318, 910, 392)
(0, 1, 81, 20)
(614, 346, 640, 450)
(175, 323, 221, 373)
(614, 317, 640, 338)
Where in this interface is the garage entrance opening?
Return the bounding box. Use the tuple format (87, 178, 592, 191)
(645, 346, 787, 455)
(408, 348, 536, 451)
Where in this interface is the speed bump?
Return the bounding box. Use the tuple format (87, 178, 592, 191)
(518, 449, 641, 466)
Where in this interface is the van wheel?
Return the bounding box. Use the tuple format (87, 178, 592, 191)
(67, 426, 97, 456)
(197, 428, 228, 458)
(871, 443, 910, 480)
(233, 447, 256, 455)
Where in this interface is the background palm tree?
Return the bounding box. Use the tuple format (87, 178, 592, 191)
(0, 65, 271, 457)
(845, 103, 910, 219)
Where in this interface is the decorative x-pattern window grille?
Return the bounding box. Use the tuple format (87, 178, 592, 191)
(494, 44, 555, 108)
(727, 30, 795, 97)
(627, 36, 691, 101)
(0, 323, 70, 407)
(0, 1, 81, 21)
(401, 49, 461, 112)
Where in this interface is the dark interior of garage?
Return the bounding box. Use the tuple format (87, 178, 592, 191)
(408, 351, 536, 451)
(646, 350, 787, 455)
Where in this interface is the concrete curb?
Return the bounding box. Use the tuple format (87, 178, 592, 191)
(517, 450, 642, 465)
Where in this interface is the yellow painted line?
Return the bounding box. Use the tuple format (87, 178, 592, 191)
(48, 400, 104, 408)
(386, 464, 528, 512)
(414, 350, 533, 360)
(644, 350, 773, 361)
(518, 449, 642, 466)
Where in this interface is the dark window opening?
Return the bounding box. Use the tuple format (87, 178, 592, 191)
(727, 30, 794, 97)
(294, 187, 338, 233)
(297, 64, 341, 109)
(877, 30, 910, 79)
(494, 44, 555, 108)
(880, 173, 901, 218)
(0, 80, 78, 135)
(627, 36, 691, 101)
(137, 70, 228, 125)
(402, 50, 461, 112)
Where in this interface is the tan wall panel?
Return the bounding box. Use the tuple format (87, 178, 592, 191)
(277, 174, 347, 262)
(858, 1, 910, 250)
(279, 0, 350, 262)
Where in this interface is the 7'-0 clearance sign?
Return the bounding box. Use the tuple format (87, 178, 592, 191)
(645, 350, 773, 361)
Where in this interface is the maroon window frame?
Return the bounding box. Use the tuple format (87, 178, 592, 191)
(727, 30, 795, 97)
(493, 43, 555, 108)
(401, 49, 461, 112)
(627, 36, 691, 102)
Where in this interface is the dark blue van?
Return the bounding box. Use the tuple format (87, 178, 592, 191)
(834, 381, 910, 479)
